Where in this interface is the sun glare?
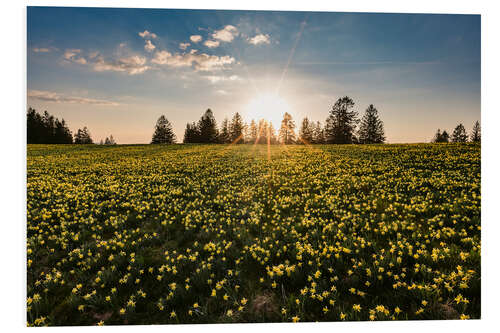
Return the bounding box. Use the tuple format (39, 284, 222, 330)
(244, 93, 291, 128)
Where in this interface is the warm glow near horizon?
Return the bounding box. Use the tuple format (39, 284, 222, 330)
(244, 93, 292, 129)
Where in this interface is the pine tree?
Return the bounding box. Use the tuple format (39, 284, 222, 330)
(312, 121, 324, 144)
(248, 119, 258, 143)
(268, 122, 277, 144)
(229, 112, 245, 144)
(183, 122, 199, 143)
(279, 112, 296, 144)
(299, 117, 314, 144)
(451, 123, 468, 143)
(219, 118, 230, 143)
(109, 135, 116, 145)
(151, 115, 176, 144)
(442, 130, 450, 142)
(197, 109, 218, 143)
(357, 104, 385, 144)
(470, 121, 480, 142)
(324, 96, 358, 144)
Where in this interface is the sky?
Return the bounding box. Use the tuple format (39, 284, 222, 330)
(27, 7, 480, 143)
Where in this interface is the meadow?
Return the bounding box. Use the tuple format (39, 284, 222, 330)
(26, 143, 481, 326)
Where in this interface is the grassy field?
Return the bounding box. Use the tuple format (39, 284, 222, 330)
(26, 143, 481, 326)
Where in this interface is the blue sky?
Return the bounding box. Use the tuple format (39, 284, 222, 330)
(27, 7, 480, 143)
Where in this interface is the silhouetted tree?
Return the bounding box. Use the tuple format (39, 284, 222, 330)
(27, 108, 72, 144)
(151, 115, 176, 144)
(470, 121, 481, 143)
(299, 117, 314, 144)
(183, 122, 199, 143)
(325, 96, 358, 144)
(312, 121, 324, 144)
(451, 123, 468, 143)
(432, 129, 450, 143)
(279, 112, 296, 144)
(229, 112, 245, 144)
(74, 126, 93, 144)
(197, 109, 218, 143)
(358, 104, 385, 144)
(219, 117, 230, 143)
(104, 135, 116, 145)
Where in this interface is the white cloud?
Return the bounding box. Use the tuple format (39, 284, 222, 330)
(205, 75, 241, 84)
(215, 89, 228, 95)
(190, 35, 202, 43)
(152, 50, 235, 71)
(179, 42, 190, 50)
(248, 34, 271, 45)
(212, 25, 238, 42)
(144, 40, 156, 52)
(204, 40, 220, 48)
(28, 89, 119, 106)
(33, 47, 50, 53)
(93, 55, 150, 75)
(138, 30, 157, 39)
(63, 49, 87, 65)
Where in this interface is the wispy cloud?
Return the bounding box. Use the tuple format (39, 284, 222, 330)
(190, 35, 202, 43)
(247, 34, 270, 45)
(63, 49, 87, 64)
(204, 40, 220, 48)
(179, 42, 190, 50)
(138, 30, 157, 39)
(204, 74, 241, 84)
(33, 47, 51, 53)
(28, 89, 119, 106)
(212, 25, 238, 42)
(92, 55, 149, 75)
(152, 49, 235, 71)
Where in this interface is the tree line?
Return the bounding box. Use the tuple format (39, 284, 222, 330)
(432, 121, 480, 143)
(152, 96, 386, 145)
(27, 108, 116, 144)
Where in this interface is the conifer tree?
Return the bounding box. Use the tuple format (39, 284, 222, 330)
(451, 123, 468, 143)
(151, 115, 176, 144)
(279, 112, 296, 144)
(198, 109, 218, 143)
(357, 104, 385, 144)
(324, 96, 358, 144)
(299, 117, 314, 144)
(229, 112, 245, 144)
(470, 121, 480, 142)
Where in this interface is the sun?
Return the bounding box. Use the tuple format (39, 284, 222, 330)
(244, 93, 291, 128)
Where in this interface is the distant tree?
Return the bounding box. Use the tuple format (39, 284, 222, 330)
(197, 109, 218, 143)
(151, 115, 176, 144)
(432, 129, 450, 143)
(248, 119, 258, 143)
(229, 112, 245, 144)
(324, 96, 358, 144)
(183, 122, 199, 143)
(279, 112, 296, 144)
(451, 123, 468, 143)
(312, 121, 324, 144)
(104, 137, 111, 145)
(298, 117, 314, 144)
(109, 135, 116, 145)
(219, 117, 230, 143)
(470, 121, 481, 143)
(99, 139, 104, 145)
(357, 104, 385, 144)
(268, 122, 277, 144)
(441, 130, 450, 143)
(74, 126, 93, 144)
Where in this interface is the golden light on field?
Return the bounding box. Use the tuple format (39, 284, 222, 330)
(244, 93, 291, 128)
